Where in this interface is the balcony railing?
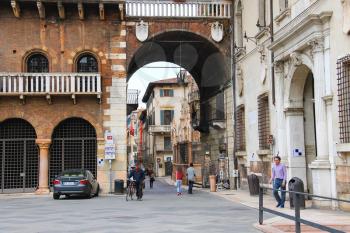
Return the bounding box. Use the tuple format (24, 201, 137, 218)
(125, 0, 232, 19)
(0, 73, 101, 102)
(148, 125, 171, 133)
(156, 145, 173, 152)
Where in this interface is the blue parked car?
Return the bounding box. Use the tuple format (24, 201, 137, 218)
(52, 169, 99, 200)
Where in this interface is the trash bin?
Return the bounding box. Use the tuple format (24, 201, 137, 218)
(288, 177, 305, 209)
(114, 179, 124, 194)
(247, 174, 260, 195)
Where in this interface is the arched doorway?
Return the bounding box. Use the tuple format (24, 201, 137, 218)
(127, 31, 228, 182)
(49, 118, 97, 185)
(128, 31, 229, 102)
(286, 64, 317, 193)
(0, 119, 38, 193)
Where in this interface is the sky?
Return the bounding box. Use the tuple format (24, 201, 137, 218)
(127, 62, 182, 108)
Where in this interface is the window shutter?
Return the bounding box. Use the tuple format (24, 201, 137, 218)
(171, 110, 174, 121)
(160, 89, 164, 97)
(160, 110, 164, 125)
(170, 89, 174, 97)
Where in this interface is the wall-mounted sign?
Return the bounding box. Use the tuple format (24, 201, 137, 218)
(97, 158, 105, 167)
(104, 130, 115, 160)
(293, 149, 303, 157)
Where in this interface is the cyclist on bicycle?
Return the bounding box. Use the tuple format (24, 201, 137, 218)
(128, 164, 145, 200)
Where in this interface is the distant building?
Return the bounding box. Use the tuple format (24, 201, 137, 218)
(142, 77, 192, 177)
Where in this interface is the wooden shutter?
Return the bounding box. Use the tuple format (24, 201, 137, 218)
(171, 110, 174, 122)
(160, 110, 164, 125)
(160, 89, 164, 97)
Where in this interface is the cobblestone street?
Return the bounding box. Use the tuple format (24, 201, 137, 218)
(0, 179, 260, 233)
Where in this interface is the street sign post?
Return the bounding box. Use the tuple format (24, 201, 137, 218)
(104, 130, 116, 193)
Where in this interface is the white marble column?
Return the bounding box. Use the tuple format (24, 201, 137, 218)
(285, 108, 308, 188)
(274, 61, 286, 160)
(308, 38, 332, 206)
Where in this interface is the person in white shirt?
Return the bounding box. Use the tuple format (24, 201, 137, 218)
(186, 163, 196, 194)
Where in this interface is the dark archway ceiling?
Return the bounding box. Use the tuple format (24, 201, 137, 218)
(128, 31, 229, 101)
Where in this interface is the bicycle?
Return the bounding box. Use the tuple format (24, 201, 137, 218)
(126, 179, 136, 201)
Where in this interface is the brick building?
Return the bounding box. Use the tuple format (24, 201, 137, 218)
(0, 0, 127, 194)
(0, 0, 234, 194)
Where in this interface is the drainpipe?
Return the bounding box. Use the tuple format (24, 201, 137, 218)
(231, 0, 238, 190)
(270, 0, 275, 105)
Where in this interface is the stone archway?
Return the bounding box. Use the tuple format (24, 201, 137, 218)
(127, 30, 229, 102)
(285, 64, 316, 193)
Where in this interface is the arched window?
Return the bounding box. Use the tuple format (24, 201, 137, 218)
(27, 53, 49, 73)
(77, 54, 98, 73)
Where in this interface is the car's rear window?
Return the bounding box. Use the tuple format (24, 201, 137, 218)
(61, 171, 85, 177)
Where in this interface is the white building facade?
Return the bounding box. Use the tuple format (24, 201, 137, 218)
(234, 0, 350, 209)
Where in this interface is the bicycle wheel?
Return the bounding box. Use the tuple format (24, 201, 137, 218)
(130, 185, 135, 200)
(126, 186, 130, 201)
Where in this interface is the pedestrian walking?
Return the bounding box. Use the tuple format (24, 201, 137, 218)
(175, 167, 184, 196)
(186, 163, 196, 194)
(128, 164, 145, 200)
(149, 168, 155, 189)
(269, 156, 287, 208)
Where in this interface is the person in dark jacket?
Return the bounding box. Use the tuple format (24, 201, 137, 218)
(128, 165, 145, 200)
(148, 168, 155, 189)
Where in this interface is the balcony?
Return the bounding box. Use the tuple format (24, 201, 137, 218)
(148, 125, 171, 134)
(125, 0, 232, 19)
(156, 145, 173, 152)
(0, 73, 101, 104)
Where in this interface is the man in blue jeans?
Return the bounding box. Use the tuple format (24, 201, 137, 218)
(186, 163, 196, 194)
(269, 156, 287, 208)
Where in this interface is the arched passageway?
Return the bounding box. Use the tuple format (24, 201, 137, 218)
(49, 118, 97, 184)
(0, 118, 38, 193)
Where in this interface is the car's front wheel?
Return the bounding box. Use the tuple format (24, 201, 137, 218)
(53, 193, 60, 200)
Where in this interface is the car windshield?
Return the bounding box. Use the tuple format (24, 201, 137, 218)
(61, 171, 85, 177)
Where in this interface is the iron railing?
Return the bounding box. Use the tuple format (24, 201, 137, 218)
(236, 105, 246, 151)
(258, 94, 270, 150)
(0, 73, 101, 95)
(125, 0, 232, 18)
(337, 55, 350, 143)
(148, 125, 171, 133)
(259, 186, 350, 233)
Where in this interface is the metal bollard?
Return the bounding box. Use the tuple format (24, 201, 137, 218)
(259, 186, 264, 225)
(294, 192, 301, 233)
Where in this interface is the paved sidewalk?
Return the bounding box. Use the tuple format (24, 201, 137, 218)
(162, 176, 350, 233)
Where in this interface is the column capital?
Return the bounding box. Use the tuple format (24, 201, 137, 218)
(36, 139, 51, 149)
(290, 52, 302, 66)
(322, 95, 333, 105)
(274, 60, 284, 74)
(308, 38, 324, 54)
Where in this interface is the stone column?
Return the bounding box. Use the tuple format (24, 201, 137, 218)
(35, 139, 51, 194)
(308, 38, 330, 162)
(308, 38, 332, 206)
(285, 108, 308, 189)
(274, 61, 286, 160)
